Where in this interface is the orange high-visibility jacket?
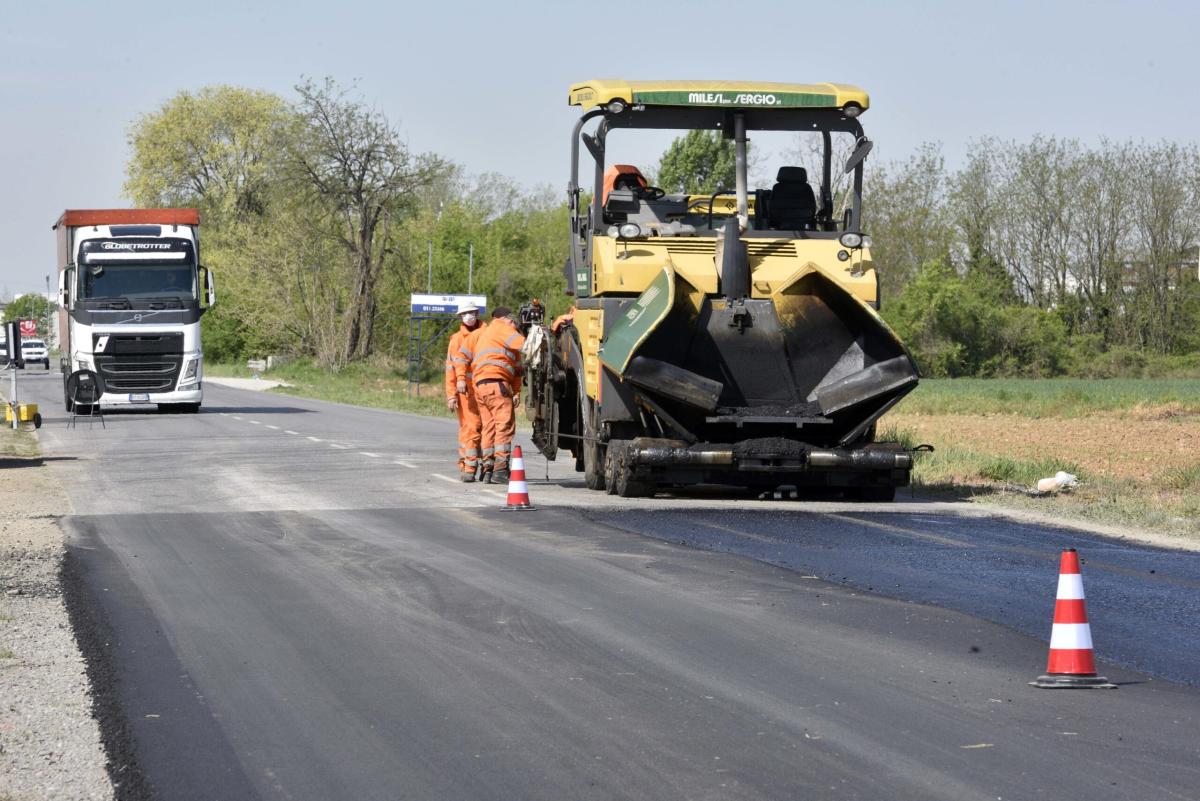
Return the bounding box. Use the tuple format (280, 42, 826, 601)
(456, 318, 525, 392)
(445, 323, 480, 400)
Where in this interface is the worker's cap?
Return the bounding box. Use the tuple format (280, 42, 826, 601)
(456, 304, 480, 315)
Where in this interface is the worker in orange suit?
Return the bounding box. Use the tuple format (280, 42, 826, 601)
(445, 303, 483, 482)
(456, 306, 525, 484)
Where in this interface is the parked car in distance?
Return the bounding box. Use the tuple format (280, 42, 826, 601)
(20, 338, 50, 369)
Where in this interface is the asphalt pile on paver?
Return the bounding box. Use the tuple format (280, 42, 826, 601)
(0, 455, 113, 801)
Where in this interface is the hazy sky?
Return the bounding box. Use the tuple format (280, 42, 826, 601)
(2, 0, 1196, 295)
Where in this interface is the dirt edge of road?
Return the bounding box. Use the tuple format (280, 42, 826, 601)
(60, 549, 155, 801)
(901, 488, 1200, 553)
(0, 450, 117, 801)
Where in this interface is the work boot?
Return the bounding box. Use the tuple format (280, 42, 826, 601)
(482, 470, 493, 484)
(491, 469, 510, 485)
(460, 470, 476, 483)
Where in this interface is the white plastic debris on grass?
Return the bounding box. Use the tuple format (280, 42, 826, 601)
(1036, 471, 1079, 494)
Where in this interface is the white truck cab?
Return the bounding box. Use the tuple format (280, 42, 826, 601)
(54, 209, 215, 413)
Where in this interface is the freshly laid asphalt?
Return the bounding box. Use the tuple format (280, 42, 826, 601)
(593, 508, 1200, 687)
(18, 371, 1200, 800)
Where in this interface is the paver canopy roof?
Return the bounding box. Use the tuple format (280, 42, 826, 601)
(568, 80, 869, 112)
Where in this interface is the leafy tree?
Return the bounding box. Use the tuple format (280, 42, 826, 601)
(864, 143, 955, 298)
(4, 294, 50, 326)
(126, 86, 303, 364)
(124, 85, 296, 222)
(656, 130, 740, 195)
(290, 77, 448, 363)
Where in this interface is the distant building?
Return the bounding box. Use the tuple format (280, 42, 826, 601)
(1120, 244, 1200, 294)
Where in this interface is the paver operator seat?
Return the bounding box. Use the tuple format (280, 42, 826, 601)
(602, 164, 649, 205)
(767, 166, 818, 230)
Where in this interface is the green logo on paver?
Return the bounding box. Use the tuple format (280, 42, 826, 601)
(632, 91, 837, 108)
(599, 266, 675, 375)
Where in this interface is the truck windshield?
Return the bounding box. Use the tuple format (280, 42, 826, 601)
(77, 237, 197, 303)
(82, 263, 196, 301)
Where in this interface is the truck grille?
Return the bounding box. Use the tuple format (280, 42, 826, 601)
(93, 333, 183, 393)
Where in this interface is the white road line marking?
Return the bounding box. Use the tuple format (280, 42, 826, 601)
(432, 474, 460, 485)
(219, 412, 229, 416)
(231, 416, 243, 420)
(393, 460, 417, 468)
(481, 489, 505, 498)
(265, 424, 280, 430)
(307, 436, 323, 442)
(248, 420, 261, 425)
(359, 452, 382, 458)
(284, 430, 299, 435)
(822, 513, 971, 548)
(330, 443, 349, 449)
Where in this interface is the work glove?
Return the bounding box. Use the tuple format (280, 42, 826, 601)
(513, 394, 521, 408)
(447, 396, 458, 412)
(456, 379, 466, 394)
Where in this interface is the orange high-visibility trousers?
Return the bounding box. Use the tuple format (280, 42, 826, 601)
(476, 380, 516, 472)
(456, 391, 482, 473)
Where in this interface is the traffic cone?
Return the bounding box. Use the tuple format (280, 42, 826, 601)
(1032, 548, 1116, 689)
(501, 445, 535, 511)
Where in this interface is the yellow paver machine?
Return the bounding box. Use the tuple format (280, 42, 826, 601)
(522, 80, 919, 499)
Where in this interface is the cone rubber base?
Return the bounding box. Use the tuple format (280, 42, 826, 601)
(501, 504, 536, 511)
(1031, 673, 1117, 689)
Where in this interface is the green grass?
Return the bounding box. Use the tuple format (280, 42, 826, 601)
(1164, 463, 1200, 492)
(207, 359, 453, 418)
(893, 377, 1200, 418)
(893, 435, 1084, 489)
(879, 424, 1084, 488)
(0, 648, 15, 659)
(886, 422, 1200, 536)
(0, 429, 40, 458)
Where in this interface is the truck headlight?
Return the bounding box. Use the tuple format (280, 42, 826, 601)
(182, 358, 199, 380)
(76, 359, 91, 372)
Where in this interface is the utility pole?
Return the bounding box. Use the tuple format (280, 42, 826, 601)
(427, 240, 433, 293)
(45, 275, 51, 351)
(468, 243, 474, 294)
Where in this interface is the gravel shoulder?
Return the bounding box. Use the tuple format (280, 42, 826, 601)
(0, 448, 113, 801)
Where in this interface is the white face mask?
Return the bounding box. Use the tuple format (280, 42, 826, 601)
(461, 313, 477, 326)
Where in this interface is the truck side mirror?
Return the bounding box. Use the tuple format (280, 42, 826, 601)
(59, 266, 73, 310)
(199, 266, 216, 309)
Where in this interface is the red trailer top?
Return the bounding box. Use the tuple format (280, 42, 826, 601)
(52, 208, 200, 229)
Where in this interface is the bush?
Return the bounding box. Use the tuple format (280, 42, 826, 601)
(201, 308, 249, 362)
(882, 260, 1200, 380)
(979, 304, 1070, 377)
(1075, 346, 1148, 378)
(885, 260, 1069, 378)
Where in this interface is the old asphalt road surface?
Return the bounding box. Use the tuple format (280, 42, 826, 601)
(19, 371, 1200, 800)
